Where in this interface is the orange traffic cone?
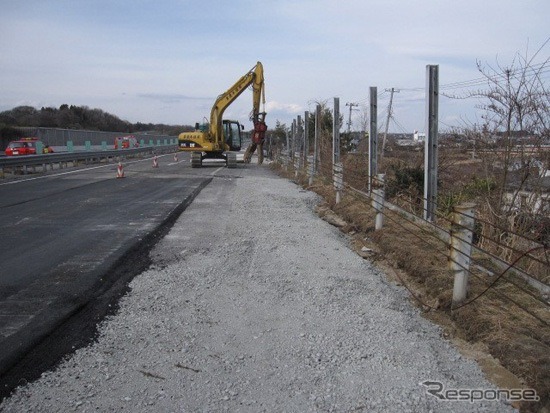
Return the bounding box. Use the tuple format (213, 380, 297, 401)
(116, 162, 124, 178)
(152, 156, 159, 168)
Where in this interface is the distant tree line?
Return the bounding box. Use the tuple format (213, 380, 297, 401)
(0, 104, 194, 143)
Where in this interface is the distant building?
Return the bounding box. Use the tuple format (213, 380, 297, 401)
(413, 130, 426, 142)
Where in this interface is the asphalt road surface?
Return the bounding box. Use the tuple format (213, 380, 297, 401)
(0, 152, 224, 397)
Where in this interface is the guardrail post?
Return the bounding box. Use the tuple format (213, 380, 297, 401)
(372, 174, 385, 230)
(450, 203, 476, 305)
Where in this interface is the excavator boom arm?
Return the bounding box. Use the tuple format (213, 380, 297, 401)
(209, 62, 265, 144)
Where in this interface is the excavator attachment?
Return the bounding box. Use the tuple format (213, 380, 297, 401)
(244, 112, 267, 164)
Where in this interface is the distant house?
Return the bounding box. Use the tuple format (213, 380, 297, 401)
(413, 130, 426, 142)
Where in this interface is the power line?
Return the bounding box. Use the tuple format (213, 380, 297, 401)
(341, 55, 549, 132)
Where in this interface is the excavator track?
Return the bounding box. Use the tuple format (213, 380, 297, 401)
(226, 152, 237, 169)
(191, 151, 202, 168)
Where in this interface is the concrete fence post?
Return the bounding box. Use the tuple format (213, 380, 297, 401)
(372, 173, 385, 230)
(450, 203, 476, 305)
(307, 155, 314, 185)
(333, 162, 343, 204)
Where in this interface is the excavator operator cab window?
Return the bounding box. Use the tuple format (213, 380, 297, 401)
(223, 120, 242, 151)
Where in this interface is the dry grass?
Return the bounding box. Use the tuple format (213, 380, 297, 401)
(272, 162, 550, 413)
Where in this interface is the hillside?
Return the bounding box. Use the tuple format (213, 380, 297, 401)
(0, 104, 193, 139)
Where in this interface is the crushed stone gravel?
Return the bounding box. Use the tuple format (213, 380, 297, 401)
(0, 165, 516, 412)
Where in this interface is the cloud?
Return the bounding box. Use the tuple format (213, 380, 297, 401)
(1, 0, 549, 132)
(265, 101, 303, 114)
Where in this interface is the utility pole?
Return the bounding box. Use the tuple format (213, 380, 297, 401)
(345, 102, 359, 134)
(381, 88, 399, 157)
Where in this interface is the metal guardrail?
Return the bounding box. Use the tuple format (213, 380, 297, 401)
(0, 145, 178, 175)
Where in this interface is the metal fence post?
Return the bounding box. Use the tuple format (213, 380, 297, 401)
(450, 203, 476, 305)
(424, 65, 439, 222)
(297, 115, 303, 173)
(369, 87, 378, 194)
(304, 111, 309, 173)
(372, 173, 385, 230)
(290, 119, 296, 163)
(313, 104, 321, 182)
(333, 97, 342, 203)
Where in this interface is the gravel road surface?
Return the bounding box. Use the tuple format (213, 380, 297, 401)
(0, 164, 515, 412)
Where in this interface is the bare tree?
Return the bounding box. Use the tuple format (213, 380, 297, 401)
(466, 40, 550, 251)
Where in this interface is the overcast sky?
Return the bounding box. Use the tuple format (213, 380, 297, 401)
(1, 0, 549, 133)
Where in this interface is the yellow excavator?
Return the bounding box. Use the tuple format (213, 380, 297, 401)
(178, 62, 267, 168)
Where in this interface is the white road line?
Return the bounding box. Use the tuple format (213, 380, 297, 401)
(0, 153, 177, 186)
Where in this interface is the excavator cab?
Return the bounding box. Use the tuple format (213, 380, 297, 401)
(223, 120, 243, 151)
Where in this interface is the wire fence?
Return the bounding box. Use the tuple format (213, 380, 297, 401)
(273, 149, 550, 328)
